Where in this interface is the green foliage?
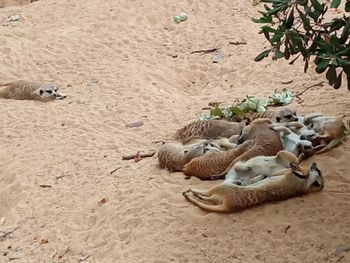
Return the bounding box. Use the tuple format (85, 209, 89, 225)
(253, 0, 350, 90)
(200, 89, 294, 121)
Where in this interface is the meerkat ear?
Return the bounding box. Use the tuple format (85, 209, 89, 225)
(243, 118, 251, 126)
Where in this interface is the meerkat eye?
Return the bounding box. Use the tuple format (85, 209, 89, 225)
(285, 114, 292, 119)
(276, 117, 281, 122)
(46, 90, 53, 94)
(39, 90, 44, 95)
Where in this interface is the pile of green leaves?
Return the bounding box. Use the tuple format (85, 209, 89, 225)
(200, 89, 294, 120)
(253, 0, 350, 90)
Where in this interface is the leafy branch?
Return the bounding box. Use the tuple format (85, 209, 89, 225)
(253, 0, 350, 90)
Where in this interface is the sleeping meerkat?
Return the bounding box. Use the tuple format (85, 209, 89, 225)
(157, 141, 220, 172)
(224, 150, 302, 186)
(173, 119, 245, 144)
(270, 125, 314, 158)
(0, 80, 66, 101)
(244, 108, 298, 123)
(183, 162, 324, 213)
(208, 118, 284, 180)
(183, 140, 254, 180)
(312, 118, 349, 154)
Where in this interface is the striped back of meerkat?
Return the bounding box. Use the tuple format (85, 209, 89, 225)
(173, 120, 212, 143)
(245, 110, 276, 122)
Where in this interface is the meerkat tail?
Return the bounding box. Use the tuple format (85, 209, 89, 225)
(315, 139, 342, 154)
(183, 193, 228, 212)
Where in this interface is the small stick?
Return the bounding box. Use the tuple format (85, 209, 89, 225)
(152, 140, 166, 144)
(0, 226, 19, 240)
(58, 246, 70, 259)
(295, 81, 325, 98)
(39, 184, 52, 188)
(190, 48, 219, 54)
(122, 150, 156, 161)
(110, 167, 121, 174)
(228, 41, 247, 45)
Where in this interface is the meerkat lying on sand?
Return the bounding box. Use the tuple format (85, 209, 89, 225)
(208, 118, 284, 180)
(183, 140, 254, 180)
(173, 119, 245, 144)
(158, 141, 220, 172)
(183, 162, 324, 213)
(0, 80, 66, 101)
(224, 150, 302, 186)
(302, 114, 349, 154)
(244, 108, 298, 123)
(271, 125, 314, 158)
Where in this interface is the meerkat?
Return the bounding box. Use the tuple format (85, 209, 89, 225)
(183, 162, 324, 213)
(158, 141, 220, 172)
(270, 125, 314, 158)
(0, 80, 66, 101)
(183, 140, 255, 180)
(173, 119, 245, 144)
(312, 118, 349, 154)
(244, 108, 298, 123)
(208, 118, 284, 180)
(224, 150, 302, 186)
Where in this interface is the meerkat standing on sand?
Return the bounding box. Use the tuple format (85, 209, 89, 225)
(183, 162, 324, 213)
(0, 80, 66, 101)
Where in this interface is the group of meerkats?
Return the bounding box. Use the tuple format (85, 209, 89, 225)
(1, 81, 347, 213)
(158, 108, 349, 213)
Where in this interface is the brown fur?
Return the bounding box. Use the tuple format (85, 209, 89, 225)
(209, 118, 284, 180)
(183, 140, 254, 180)
(158, 142, 211, 172)
(183, 162, 324, 213)
(0, 80, 66, 101)
(173, 119, 245, 144)
(313, 118, 349, 154)
(245, 108, 298, 123)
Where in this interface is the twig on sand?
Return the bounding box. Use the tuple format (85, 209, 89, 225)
(190, 48, 219, 54)
(284, 224, 291, 233)
(39, 184, 52, 188)
(58, 246, 70, 260)
(228, 41, 247, 45)
(152, 140, 166, 144)
(110, 167, 121, 174)
(295, 81, 325, 100)
(122, 150, 156, 162)
(79, 255, 91, 262)
(0, 226, 19, 240)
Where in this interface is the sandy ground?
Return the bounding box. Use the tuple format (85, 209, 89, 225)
(0, 0, 349, 262)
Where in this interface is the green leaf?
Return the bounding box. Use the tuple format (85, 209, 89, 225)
(297, 8, 312, 31)
(333, 71, 342, 89)
(269, 88, 294, 106)
(256, 97, 269, 112)
(297, 0, 308, 6)
(336, 58, 350, 66)
(336, 46, 350, 56)
(304, 59, 309, 73)
(252, 16, 273, 23)
(229, 106, 245, 117)
(326, 67, 337, 85)
(346, 1, 350, 12)
(286, 8, 294, 29)
(315, 59, 330, 73)
(274, 49, 284, 59)
(210, 107, 224, 117)
(330, 0, 341, 9)
(254, 49, 271, 62)
(340, 21, 350, 44)
(310, 0, 323, 12)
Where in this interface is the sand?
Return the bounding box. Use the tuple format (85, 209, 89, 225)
(0, 0, 349, 262)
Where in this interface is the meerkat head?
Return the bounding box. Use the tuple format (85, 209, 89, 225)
(275, 108, 298, 123)
(289, 162, 324, 192)
(34, 84, 67, 101)
(297, 141, 314, 159)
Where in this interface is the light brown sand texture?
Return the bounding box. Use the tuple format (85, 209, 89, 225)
(0, 0, 349, 262)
